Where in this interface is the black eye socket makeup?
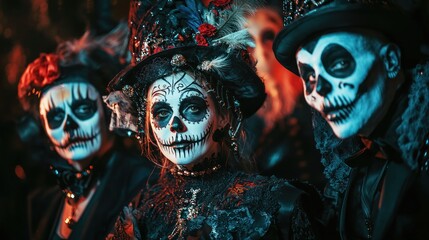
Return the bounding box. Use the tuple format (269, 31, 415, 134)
(47, 108, 66, 129)
(151, 102, 173, 128)
(321, 43, 356, 78)
(298, 62, 317, 94)
(71, 99, 98, 120)
(179, 96, 208, 123)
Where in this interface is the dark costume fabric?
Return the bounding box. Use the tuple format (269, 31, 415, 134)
(109, 167, 321, 240)
(27, 149, 156, 240)
(337, 62, 429, 240)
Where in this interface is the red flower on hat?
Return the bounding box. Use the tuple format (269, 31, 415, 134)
(198, 23, 217, 37)
(211, 0, 231, 7)
(18, 54, 60, 97)
(18, 53, 61, 110)
(195, 34, 209, 46)
(31, 54, 60, 86)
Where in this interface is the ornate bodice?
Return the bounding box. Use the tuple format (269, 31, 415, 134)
(108, 169, 319, 239)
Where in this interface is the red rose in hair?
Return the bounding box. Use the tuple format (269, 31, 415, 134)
(29, 53, 60, 87)
(198, 23, 217, 37)
(18, 53, 61, 105)
(195, 34, 209, 46)
(211, 0, 231, 7)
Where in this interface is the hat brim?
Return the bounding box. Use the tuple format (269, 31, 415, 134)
(109, 45, 266, 118)
(273, 4, 423, 75)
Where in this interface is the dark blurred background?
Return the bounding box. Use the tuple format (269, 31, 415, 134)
(1, 0, 426, 239)
(0, 0, 282, 239)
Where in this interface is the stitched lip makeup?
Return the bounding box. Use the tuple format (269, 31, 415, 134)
(323, 95, 357, 124)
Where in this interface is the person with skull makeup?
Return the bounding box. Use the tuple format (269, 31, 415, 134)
(273, 0, 429, 239)
(17, 20, 157, 240)
(104, 0, 323, 239)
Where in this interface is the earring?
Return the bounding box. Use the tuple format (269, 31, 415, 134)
(228, 126, 240, 159)
(387, 67, 399, 79)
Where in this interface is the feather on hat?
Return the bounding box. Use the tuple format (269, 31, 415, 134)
(107, 0, 266, 136)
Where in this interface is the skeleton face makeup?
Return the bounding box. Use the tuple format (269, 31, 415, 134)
(39, 82, 107, 161)
(148, 73, 218, 167)
(296, 31, 397, 138)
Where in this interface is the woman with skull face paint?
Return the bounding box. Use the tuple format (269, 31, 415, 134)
(105, 0, 323, 239)
(274, 0, 429, 239)
(17, 13, 157, 240)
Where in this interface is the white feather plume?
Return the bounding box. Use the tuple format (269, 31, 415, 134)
(198, 55, 230, 73)
(214, 28, 255, 49)
(204, 8, 217, 25)
(56, 21, 129, 67)
(213, 0, 261, 39)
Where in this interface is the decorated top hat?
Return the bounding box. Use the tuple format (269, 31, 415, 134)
(272, 0, 425, 75)
(106, 0, 266, 136)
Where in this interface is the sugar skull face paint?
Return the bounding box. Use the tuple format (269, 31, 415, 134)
(296, 31, 398, 139)
(148, 72, 218, 166)
(39, 82, 107, 161)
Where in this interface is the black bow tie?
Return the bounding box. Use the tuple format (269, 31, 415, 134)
(50, 164, 96, 201)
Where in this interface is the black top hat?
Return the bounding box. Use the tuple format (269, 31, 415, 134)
(107, 0, 266, 119)
(273, 0, 425, 75)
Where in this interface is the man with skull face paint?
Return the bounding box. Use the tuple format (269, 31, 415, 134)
(39, 80, 111, 168)
(274, 0, 429, 239)
(105, 0, 323, 239)
(17, 22, 156, 240)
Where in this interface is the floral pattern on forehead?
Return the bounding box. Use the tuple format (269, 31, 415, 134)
(105, 0, 266, 171)
(147, 71, 218, 167)
(149, 72, 208, 103)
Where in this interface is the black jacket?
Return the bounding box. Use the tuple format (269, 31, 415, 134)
(339, 63, 429, 240)
(27, 150, 156, 240)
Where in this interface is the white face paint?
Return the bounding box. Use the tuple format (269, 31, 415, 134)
(148, 72, 218, 167)
(296, 32, 391, 139)
(39, 82, 107, 161)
